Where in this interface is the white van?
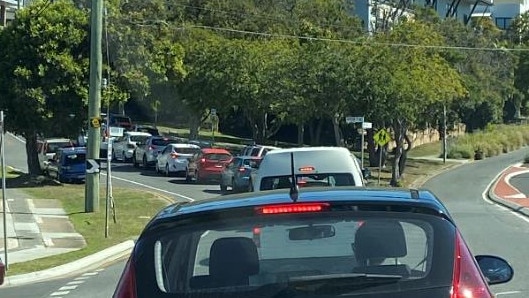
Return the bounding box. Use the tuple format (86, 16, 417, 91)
(251, 147, 365, 191)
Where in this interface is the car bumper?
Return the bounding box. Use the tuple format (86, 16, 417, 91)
(168, 160, 189, 173)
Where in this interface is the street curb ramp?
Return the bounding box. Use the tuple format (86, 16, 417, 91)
(1, 240, 135, 287)
(486, 168, 529, 218)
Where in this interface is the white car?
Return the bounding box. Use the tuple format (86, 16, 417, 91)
(133, 136, 183, 168)
(155, 143, 202, 177)
(251, 146, 365, 192)
(111, 132, 151, 162)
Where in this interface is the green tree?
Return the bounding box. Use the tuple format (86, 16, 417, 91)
(0, 0, 90, 175)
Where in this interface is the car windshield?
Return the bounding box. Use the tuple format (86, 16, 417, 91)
(64, 153, 85, 165)
(130, 135, 149, 142)
(205, 153, 231, 161)
(137, 210, 453, 297)
(260, 173, 356, 190)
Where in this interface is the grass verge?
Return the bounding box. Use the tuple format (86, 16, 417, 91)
(6, 182, 170, 275)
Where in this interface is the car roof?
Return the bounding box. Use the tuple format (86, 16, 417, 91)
(125, 132, 151, 136)
(43, 138, 72, 143)
(201, 148, 231, 154)
(58, 146, 86, 153)
(265, 146, 348, 155)
(169, 143, 201, 148)
(236, 155, 263, 160)
(152, 187, 453, 223)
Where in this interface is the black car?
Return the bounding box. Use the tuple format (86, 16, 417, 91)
(114, 186, 513, 298)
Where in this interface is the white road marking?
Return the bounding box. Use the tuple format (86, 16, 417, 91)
(67, 280, 85, 285)
(82, 271, 99, 276)
(58, 285, 78, 291)
(50, 291, 69, 296)
(102, 172, 195, 202)
(74, 276, 90, 280)
(496, 291, 522, 296)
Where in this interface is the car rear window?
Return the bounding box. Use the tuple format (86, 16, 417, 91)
(175, 147, 201, 155)
(243, 158, 262, 168)
(260, 173, 355, 190)
(152, 138, 173, 146)
(205, 153, 231, 161)
(64, 153, 85, 165)
(47, 142, 73, 154)
(136, 210, 454, 297)
(130, 136, 149, 143)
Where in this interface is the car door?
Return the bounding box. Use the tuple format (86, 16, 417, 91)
(223, 158, 239, 186)
(157, 145, 172, 170)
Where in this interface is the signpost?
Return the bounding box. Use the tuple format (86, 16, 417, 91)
(346, 116, 367, 169)
(211, 108, 217, 145)
(1, 111, 7, 270)
(373, 129, 391, 185)
(104, 127, 121, 238)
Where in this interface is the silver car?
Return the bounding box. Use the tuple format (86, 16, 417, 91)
(133, 136, 182, 168)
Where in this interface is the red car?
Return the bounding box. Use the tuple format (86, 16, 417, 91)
(192, 148, 232, 183)
(0, 257, 5, 285)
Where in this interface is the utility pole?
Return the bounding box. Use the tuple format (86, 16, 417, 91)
(85, 0, 103, 213)
(442, 104, 447, 164)
(1, 111, 8, 270)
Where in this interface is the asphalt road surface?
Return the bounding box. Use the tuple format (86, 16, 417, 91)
(1, 133, 528, 297)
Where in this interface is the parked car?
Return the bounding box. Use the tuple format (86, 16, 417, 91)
(251, 147, 365, 192)
(189, 148, 232, 183)
(103, 113, 133, 131)
(0, 256, 5, 285)
(155, 143, 202, 177)
(240, 144, 280, 157)
(37, 137, 76, 172)
(45, 147, 86, 183)
(220, 156, 262, 194)
(111, 131, 151, 162)
(113, 186, 514, 298)
(133, 136, 181, 168)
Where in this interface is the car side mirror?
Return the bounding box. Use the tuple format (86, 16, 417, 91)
(475, 255, 514, 285)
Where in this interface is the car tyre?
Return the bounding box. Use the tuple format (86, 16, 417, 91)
(220, 183, 227, 195)
(165, 164, 171, 177)
(132, 154, 139, 168)
(142, 155, 149, 168)
(185, 169, 192, 182)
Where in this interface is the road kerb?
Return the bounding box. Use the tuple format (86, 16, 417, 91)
(1, 240, 135, 287)
(486, 165, 529, 218)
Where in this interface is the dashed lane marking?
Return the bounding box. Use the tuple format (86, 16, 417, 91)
(49, 269, 104, 297)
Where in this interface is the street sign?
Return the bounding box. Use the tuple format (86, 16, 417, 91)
(107, 140, 113, 160)
(109, 126, 124, 137)
(346, 116, 364, 124)
(86, 159, 100, 174)
(374, 129, 391, 146)
(363, 122, 373, 129)
(211, 108, 217, 116)
(90, 117, 101, 128)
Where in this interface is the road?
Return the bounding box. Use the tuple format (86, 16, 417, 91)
(1, 133, 529, 297)
(510, 172, 529, 195)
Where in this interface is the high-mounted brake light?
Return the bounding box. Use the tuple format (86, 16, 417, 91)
(238, 167, 246, 172)
(256, 203, 330, 214)
(170, 153, 179, 159)
(299, 166, 315, 172)
(450, 231, 493, 298)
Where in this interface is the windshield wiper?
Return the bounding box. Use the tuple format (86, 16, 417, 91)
(265, 273, 403, 297)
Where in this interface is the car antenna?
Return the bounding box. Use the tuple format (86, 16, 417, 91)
(289, 152, 299, 202)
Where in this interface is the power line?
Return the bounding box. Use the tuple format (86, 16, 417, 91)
(190, 25, 529, 52)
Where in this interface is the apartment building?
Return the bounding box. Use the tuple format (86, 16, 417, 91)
(473, 0, 529, 29)
(0, 0, 18, 27)
(352, 0, 493, 32)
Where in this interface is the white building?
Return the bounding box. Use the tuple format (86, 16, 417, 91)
(473, 0, 529, 29)
(352, 0, 493, 32)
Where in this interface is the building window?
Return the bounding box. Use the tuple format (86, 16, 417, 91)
(495, 18, 512, 29)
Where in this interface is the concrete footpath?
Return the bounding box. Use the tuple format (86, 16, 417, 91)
(0, 187, 133, 287)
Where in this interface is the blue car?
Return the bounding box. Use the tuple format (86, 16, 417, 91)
(46, 147, 86, 183)
(114, 184, 514, 298)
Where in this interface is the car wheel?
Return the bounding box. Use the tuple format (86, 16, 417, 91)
(220, 183, 227, 195)
(122, 151, 128, 162)
(142, 155, 149, 168)
(185, 168, 192, 182)
(232, 178, 238, 193)
(195, 170, 201, 184)
(165, 164, 171, 177)
(248, 179, 254, 192)
(132, 154, 139, 168)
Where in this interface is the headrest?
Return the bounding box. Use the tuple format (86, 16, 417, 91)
(209, 237, 259, 277)
(354, 220, 407, 262)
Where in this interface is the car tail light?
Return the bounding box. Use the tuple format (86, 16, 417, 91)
(148, 145, 157, 151)
(200, 158, 206, 163)
(450, 231, 493, 298)
(255, 203, 330, 215)
(113, 257, 137, 298)
(170, 153, 179, 159)
(253, 226, 261, 248)
(238, 167, 246, 172)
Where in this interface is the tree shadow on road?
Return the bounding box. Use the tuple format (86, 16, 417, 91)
(4, 171, 62, 189)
